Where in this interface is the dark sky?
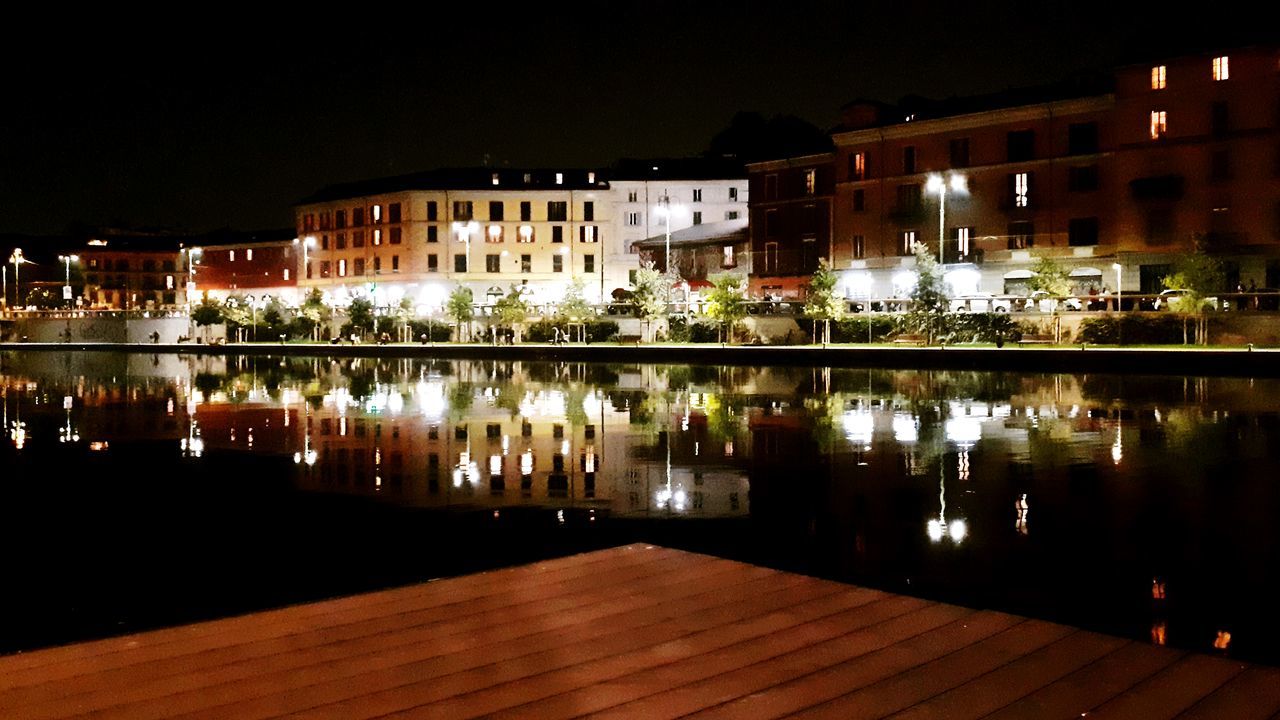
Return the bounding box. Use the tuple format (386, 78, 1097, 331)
(0, 2, 1256, 235)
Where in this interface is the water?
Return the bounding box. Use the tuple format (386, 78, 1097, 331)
(1, 351, 1278, 665)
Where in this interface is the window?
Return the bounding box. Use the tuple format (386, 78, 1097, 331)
(491, 172, 500, 186)
(246, 249, 253, 261)
(166, 274, 175, 290)
(579, 225, 599, 243)
(1068, 165, 1099, 192)
(454, 254, 467, 272)
(321, 234, 330, 250)
(627, 190, 638, 202)
(427, 254, 438, 272)
(552, 254, 563, 273)
(320, 260, 331, 278)
(518, 225, 534, 243)
(729, 187, 738, 201)
(390, 227, 402, 244)
(487, 225, 503, 243)
(555, 172, 564, 185)
(1008, 221, 1034, 249)
(352, 230, 364, 248)
(352, 207, 364, 226)
(228, 250, 235, 262)
(486, 254, 500, 272)
(764, 242, 779, 273)
(723, 245, 735, 268)
(1212, 101, 1229, 137)
(693, 188, 702, 202)
(949, 138, 970, 168)
(372, 205, 382, 223)
(338, 259, 347, 277)
(850, 152, 866, 180)
(853, 189, 865, 212)
(902, 146, 916, 174)
(355, 258, 365, 276)
(725, 211, 739, 220)
(804, 169, 816, 195)
(1213, 55, 1229, 81)
(392, 255, 400, 272)
(765, 174, 778, 200)
(426, 201, 438, 221)
(626, 211, 641, 226)
(1150, 110, 1167, 139)
(552, 226, 564, 243)
(584, 254, 595, 273)
(547, 201, 567, 221)
(520, 254, 531, 273)
(427, 226, 438, 243)
(952, 226, 974, 258)
(1007, 130, 1035, 162)
(693, 211, 702, 225)
(335, 209, 346, 229)
(520, 201, 531, 221)
(764, 209, 779, 237)
(389, 203, 401, 223)
(373, 229, 382, 246)
(896, 183, 923, 211)
(1012, 173, 1030, 208)
(489, 201, 504, 221)
(1068, 217, 1099, 246)
(583, 201, 594, 221)
(1151, 65, 1167, 90)
(1068, 122, 1098, 155)
(453, 201, 473, 221)
(852, 235, 865, 259)
(900, 230, 916, 255)
(336, 233, 347, 250)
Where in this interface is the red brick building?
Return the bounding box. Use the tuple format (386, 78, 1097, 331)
(190, 230, 300, 303)
(746, 153, 836, 298)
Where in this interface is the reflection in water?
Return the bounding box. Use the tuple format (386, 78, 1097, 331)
(3, 352, 1280, 665)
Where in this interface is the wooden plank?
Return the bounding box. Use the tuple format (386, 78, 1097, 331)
(685, 610, 1024, 720)
(1085, 654, 1249, 720)
(10, 554, 771, 720)
(1175, 667, 1280, 720)
(882, 631, 1128, 720)
(981, 641, 1186, 720)
(790, 620, 1075, 719)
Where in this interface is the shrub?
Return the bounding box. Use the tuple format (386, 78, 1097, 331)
(939, 312, 1022, 344)
(1078, 315, 1189, 344)
(406, 319, 454, 342)
(796, 316, 897, 343)
(523, 319, 618, 342)
(689, 322, 721, 343)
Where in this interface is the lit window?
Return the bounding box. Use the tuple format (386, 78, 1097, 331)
(587, 171, 595, 183)
(1213, 56, 1229, 81)
(283, 268, 290, 281)
(372, 205, 382, 222)
(579, 225, 598, 243)
(1150, 111, 1167, 140)
(851, 152, 866, 180)
(166, 275, 175, 290)
(901, 230, 916, 255)
(518, 225, 534, 243)
(853, 235, 865, 259)
(487, 225, 503, 243)
(1151, 65, 1166, 89)
(229, 250, 235, 262)
(723, 245, 735, 267)
(338, 259, 347, 277)
(1014, 173, 1030, 207)
(804, 169, 816, 195)
(373, 229, 382, 246)
(957, 227, 972, 256)
(555, 172, 564, 185)
(246, 249, 253, 261)
(491, 173, 500, 186)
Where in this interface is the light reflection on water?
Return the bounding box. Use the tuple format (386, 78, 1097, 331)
(1, 351, 1279, 665)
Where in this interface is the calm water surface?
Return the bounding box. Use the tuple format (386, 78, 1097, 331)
(2, 351, 1278, 665)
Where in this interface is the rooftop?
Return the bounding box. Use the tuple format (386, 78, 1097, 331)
(300, 168, 609, 205)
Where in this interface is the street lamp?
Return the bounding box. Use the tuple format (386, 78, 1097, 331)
(1112, 262, 1123, 312)
(925, 174, 967, 265)
(8, 249, 28, 310)
(58, 254, 79, 309)
(293, 235, 316, 287)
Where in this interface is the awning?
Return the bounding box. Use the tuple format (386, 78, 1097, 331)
(1069, 267, 1103, 277)
(1003, 269, 1036, 279)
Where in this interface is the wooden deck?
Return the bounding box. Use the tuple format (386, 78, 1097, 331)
(2, 544, 1278, 719)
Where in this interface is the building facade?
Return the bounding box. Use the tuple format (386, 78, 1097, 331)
(189, 234, 300, 304)
(746, 153, 836, 298)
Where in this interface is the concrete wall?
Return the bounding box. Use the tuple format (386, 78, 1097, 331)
(7, 316, 220, 344)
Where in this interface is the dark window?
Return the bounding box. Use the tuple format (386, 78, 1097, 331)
(321, 234, 330, 250)
(853, 189, 865, 212)
(896, 183, 922, 211)
(372, 257, 380, 273)
(949, 138, 970, 168)
(1068, 217, 1099, 246)
(1067, 122, 1098, 155)
(428, 254, 438, 272)
(352, 230, 364, 248)
(390, 227, 402, 244)
(335, 210, 346, 228)
(454, 254, 467, 272)
(693, 211, 702, 225)
(389, 203, 401, 223)
(1212, 102, 1229, 137)
(547, 201, 568, 221)
(1068, 165, 1099, 192)
(1210, 150, 1232, 181)
(584, 254, 595, 273)
(852, 235, 865, 259)
(902, 146, 916, 174)
(1140, 264, 1173, 294)
(489, 201, 503, 221)
(352, 207, 364, 226)
(764, 210, 778, 237)
(765, 174, 778, 199)
(320, 261, 331, 278)
(553, 254, 563, 273)
(520, 201, 531, 221)
(521, 254, 531, 273)
(392, 255, 399, 272)
(1008, 221, 1035, 249)
(552, 226, 564, 243)
(354, 258, 365, 276)
(453, 201, 473, 221)
(426, 201, 438, 221)
(486, 254, 500, 272)
(1007, 130, 1035, 162)
(583, 201, 594, 221)
(427, 226, 438, 243)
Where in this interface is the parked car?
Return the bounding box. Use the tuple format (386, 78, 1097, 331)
(949, 293, 1013, 313)
(1024, 291, 1083, 313)
(1151, 288, 1220, 311)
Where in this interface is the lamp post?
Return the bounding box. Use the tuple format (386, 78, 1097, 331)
(293, 235, 316, 288)
(655, 195, 678, 305)
(8, 248, 28, 310)
(1113, 262, 1124, 346)
(925, 174, 967, 266)
(58, 254, 79, 309)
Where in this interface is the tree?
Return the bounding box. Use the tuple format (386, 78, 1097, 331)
(191, 294, 224, 341)
(492, 285, 530, 341)
(446, 286, 475, 341)
(344, 296, 376, 338)
(905, 241, 947, 344)
(392, 297, 415, 342)
(704, 272, 747, 343)
(221, 295, 252, 341)
(803, 259, 845, 345)
(297, 287, 331, 341)
(1162, 239, 1224, 345)
(556, 276, 594, 322)
(631, 263, 669, 342)
(1026, 256, 1073, 342)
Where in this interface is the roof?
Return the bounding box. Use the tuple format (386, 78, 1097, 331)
(607, 157, 747, 181)
(300, 167, 609, 204)
(632, 218, 749, 250)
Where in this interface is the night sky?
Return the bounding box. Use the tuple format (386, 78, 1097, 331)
(0, 3, 1256, 235)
